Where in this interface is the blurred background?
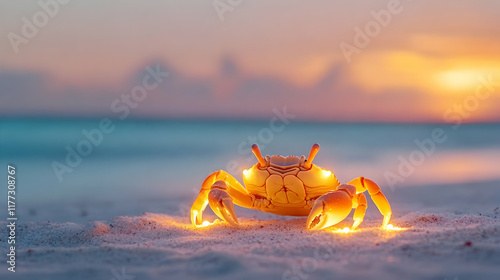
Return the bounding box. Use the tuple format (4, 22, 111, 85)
(0, 0, 499, 223)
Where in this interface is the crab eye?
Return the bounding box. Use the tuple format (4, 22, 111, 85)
(322, 170, 332, 177)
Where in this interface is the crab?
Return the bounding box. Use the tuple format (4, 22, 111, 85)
(191, 144, 392, 230)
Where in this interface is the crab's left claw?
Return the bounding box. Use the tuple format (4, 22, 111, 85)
(191, 171, 254, 228)
(307, 186, 355, 230)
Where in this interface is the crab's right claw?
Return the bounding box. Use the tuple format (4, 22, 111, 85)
(208, 187, 239, 227)
(307, 190, 353, 230)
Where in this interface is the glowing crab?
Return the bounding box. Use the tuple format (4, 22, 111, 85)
(191, 144, 392, 230)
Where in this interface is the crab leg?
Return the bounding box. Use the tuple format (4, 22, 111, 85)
(191, 170, 253, 227)
(348, 177, 392, 228)
(351, 193, 367, 230)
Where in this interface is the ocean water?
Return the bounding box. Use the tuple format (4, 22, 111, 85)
(0, 119, 499, 222)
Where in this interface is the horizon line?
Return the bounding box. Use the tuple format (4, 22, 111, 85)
(1, 115, 499, 125)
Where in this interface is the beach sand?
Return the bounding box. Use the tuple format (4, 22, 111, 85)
(1, 182, 499, 280)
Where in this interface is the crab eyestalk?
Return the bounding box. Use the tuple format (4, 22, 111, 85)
(304, 143, 320, 169)
(251, 144, 267, 167)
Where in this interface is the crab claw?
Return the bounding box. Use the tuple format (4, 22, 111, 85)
(307, 190, 353, 230)
(208, 187, 239, 227)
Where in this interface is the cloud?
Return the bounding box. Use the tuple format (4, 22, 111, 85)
(1, 56, 498, 123)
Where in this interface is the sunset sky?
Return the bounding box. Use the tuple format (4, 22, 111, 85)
(1, 0, 499, 122)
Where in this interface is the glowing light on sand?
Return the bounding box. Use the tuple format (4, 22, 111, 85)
(333, 227, 350, 233)
(195, 220, 214, 228)
(201, 221, 211, 227)
(385, 224, 404, 231)
(192, 210, 214, 228)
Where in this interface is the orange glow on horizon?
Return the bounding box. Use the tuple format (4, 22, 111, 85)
(436, 70, 482, 92)
(3, 1, 500, 122)
(351, 50, 500, 96)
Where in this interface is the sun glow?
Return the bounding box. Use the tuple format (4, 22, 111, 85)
(322, 170, 332, 177)
(243, 169, 249, 176)
(435, 70, 486, 92)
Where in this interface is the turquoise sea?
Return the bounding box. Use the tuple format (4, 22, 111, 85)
(1, 119, 499, 222)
